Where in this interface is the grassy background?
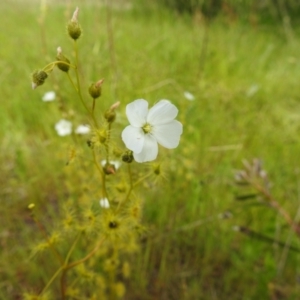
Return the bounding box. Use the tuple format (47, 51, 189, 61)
(1, 0, 300, 299)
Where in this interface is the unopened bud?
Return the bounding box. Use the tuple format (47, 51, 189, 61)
(67, 7, 82, 40)
(103, 163, 117, 175)
(104, 110, 116, 123)
(71, 7, 79, 22)
(31, 70, 48, 89)
(110, 101, 120, 111)
(122, 150, 134, 163)
(89, 79, 104, 99)
(56, 47, 70, 72)
(104, 101, 120, 123)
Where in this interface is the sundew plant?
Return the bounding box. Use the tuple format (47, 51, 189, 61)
(28, 7, 182, 299)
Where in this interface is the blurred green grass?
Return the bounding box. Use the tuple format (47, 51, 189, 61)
(2, 0, 300, 299)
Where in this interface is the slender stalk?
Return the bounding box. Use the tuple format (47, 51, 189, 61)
(250, 179, 300, 237)
(65, 237, 106, 270)
(72, 40, 99, 127)
(60, 232, 82, 299)
(39, 233, 82, 297)
(132, 172, 153, 189)
(67, 72, 78, 92)
(43, 61, 75, 73)
(120, 171, 153, 207)
(92, 149, 107, 198)
(40, 266, 64, 295)
(105, 123, 112, 163)
(31, 214, 64, 265)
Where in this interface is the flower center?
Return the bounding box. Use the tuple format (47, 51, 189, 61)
(142, 123, 152, 134)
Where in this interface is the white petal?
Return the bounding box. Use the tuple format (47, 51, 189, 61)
(152, 120, 183, 149)
(126, 99, 148, 127)
(121, 125, 145, 153)
(42, 91, 56, 102)
(99, 198, 110, 209)
(147, 100, 178, 125)
(55, 119, 72, 136)
(75, 124, 90, 134)
(133, 134, 158, 163)
(183, 91, 195, 101)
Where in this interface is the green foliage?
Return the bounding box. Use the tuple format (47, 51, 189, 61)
(2, 0, 300, 299)
(155, 0, 300, 26)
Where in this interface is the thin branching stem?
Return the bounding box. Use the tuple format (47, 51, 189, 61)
(65, 237, 106, 270)
(31, 214, 64, 265)
(60, 232, 82, 299)
(249, 178, 300, 237)
(43, 61, 75, 73)
(121, 171, 153, 206)
(72, 40, 99, 127)
(105, 123, 112, 163)
(92, 149, 107, 198)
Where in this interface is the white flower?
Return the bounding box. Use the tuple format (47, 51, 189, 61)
(42, 91, 56, 102)
(55, 119, 72, 136)
(99, 198, 110, 209)
(121, 99, 183, 163)
(183, 91, 195, 101)
(75, 124, 90, 135)
(101, 160, 121, 170)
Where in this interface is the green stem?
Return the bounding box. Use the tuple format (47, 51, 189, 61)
(43, 61, 75, 73)
(92, 149, 107, 198)
(247, 177, 300, 237)
(132, 172, 153, 188)
(32, 214, 64, 265)
(65, 237, 106, 270)
(119, 170, 153, 208)
(60, 232, 82, 299)
(39, 232, 82, 297)
(40, 266, 64, 295)
(67, 72, 78, 92)
(105, 123, 112, 163)
(72, 40, 99, 127)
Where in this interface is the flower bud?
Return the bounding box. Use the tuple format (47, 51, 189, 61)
(31, 70, 48, 89)
(122, 150, 134, 163)
(88, 79, 104, 99)
(103, 162, 117, 175)
(104, 110, 116, 123)
(104, 101, 120, 124)
(56, 47, 70, 72)
(67, 7, 82, 40)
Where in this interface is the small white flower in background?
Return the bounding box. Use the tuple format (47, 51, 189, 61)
(101, 160, 121, 170)
(246, 84, 260, 98)
(42, 91, 56, 102)
(122, 99, 183, 163)
(183, 91, 195, 101)
(55, 119, 72, 136)
(75, 124, 90, 135)
(99, 198, 110, 209)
